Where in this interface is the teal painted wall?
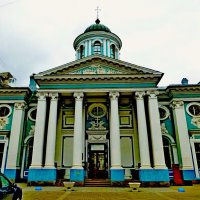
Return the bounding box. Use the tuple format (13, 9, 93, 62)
(184, 102, 200, 131)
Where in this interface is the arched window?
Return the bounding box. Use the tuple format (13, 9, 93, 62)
(80, 45, 84, 59)
(93, 41, 101, 54)
(25, 138, 33, 170)
(163, 137, 173, 169)
(110, 44, 115, 58)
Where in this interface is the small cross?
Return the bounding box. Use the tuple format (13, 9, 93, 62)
(95, 6, 101, 19)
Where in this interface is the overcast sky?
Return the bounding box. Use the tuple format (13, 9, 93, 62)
(0, 0, 199, 87)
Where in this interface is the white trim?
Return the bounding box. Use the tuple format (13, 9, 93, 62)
(28, 107, 37, 121)
(0, 104, 12, 118)
(190, 139, 200, 178)
(186, 102, 200, 117)
(0, 137, 8, 173)
(159, 105, 170, 120)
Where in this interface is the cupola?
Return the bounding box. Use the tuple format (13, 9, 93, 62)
(73, 19, 122, 60)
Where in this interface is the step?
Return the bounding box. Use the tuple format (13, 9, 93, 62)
(84, 179, 111, 187)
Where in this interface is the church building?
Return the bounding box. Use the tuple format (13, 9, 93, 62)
(1, 18, 200, 186)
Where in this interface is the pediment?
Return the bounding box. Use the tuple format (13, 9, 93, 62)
(36, 55, 162, 77)
(68, 64, 128, 75)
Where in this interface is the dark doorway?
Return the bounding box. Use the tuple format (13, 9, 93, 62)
(88, 144, 108, 179)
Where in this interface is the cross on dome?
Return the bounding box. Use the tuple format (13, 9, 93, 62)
(95, 6, 101, 19)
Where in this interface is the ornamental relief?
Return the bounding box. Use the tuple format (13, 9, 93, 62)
(0, 117, 8, 129)
(191, 117, 200, 128)
(69, 65, 125, 75)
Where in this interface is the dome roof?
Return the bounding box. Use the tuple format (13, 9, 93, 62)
(84, 19, 111, 33)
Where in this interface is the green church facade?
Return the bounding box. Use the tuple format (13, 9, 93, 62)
(0, 19, 200, 186)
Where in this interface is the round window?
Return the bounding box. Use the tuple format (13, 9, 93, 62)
(0, 105, 11, 117)
(159, 106, 169, 120)
(28, 107, 37, 121)
(88, 103, 107, 118)
(187, 102, 200, 117)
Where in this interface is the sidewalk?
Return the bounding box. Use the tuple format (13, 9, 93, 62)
(18, 183, 200, 200)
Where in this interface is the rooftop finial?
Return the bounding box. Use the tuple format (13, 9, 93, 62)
(95, 6, 101, 24)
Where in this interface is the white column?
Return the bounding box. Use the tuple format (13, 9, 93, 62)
(72, 92, 84, 169)
(45, 93, 59, 168)
(107, 40, 110, 57)
(6, 102, 26, 169)
(135, 92, 151, 169)
(103, 39, 106, 56)
(109, 92, 122, 169)
(88, 40, 92, 56)
(30, 93, 48, 168)
(171, 100, 193, 169)
(147, 91, 167, 169)
(84, 41, 88, 57)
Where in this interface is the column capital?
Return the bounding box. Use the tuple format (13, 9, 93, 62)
(14, 102, 27, 110)
(49, 92, 59, 100)
(36, 92, 48, 100)
(135, 91, 145, 99)
(74, 92, 84, 100)
(170, 100, 184, 109)
(109, 91, 120, 100)
(146, 90, 159, 99)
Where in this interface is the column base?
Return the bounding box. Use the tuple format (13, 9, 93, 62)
(4, 169, 20, 182)
(70, 168, 84, 185)
(139, 168, 169, 182)
(28, 168, 56, 183)
(110, 168, 125, 182)
(182, 169, 196, 181)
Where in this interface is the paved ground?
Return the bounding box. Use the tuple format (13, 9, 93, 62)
(17, 183, 200, 200)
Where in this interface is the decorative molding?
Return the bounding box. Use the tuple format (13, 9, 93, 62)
(28, 107, 37, 121)
(0, 104, 12, 117)
(161, 123, 169, 135)
(69, 65, 124, 75)
(14, 102, 26, 110)
(146, 90, 159, 99)
(186, 102, 200, 117)
(109, 91, 119, 100)
(73, 92, 84, 100)
(0, 118, 8, 129)
(170, 100, 184, 109)
(29, 125, 35, 135)
(135, 91, 145, 99)
(191, 116, 200, 128)
(159, 106, 170, 120)
(36, 92, 48, 100)
(49, 92, 59, 100)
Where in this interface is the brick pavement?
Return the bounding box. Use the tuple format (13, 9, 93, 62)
(18, 183, 200, 200)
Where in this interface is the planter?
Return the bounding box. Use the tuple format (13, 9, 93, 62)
(128, 182, 141, 191)
(63, 181, 75, 191)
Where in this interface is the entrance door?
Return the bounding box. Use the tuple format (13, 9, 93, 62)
(88, 144, 108, 179)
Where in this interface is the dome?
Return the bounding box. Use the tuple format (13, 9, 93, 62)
(84, 19, 111, 33)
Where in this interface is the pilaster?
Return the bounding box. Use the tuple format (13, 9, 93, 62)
(170, 100, 195, 180)
(5, 102, 26, 181)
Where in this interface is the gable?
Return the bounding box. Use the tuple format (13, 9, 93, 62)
(34, 55, 163, 87)
(36, 55, 162, 77)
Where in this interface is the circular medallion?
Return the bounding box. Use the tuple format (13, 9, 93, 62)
(88, 103, 107, 118)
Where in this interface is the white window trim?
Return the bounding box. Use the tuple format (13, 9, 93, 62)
(190, 138, 200, 178)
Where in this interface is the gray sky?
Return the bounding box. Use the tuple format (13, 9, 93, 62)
(0, 0, 199, 87)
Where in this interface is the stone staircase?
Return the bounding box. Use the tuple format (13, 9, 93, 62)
(84, 179, 111, 187)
